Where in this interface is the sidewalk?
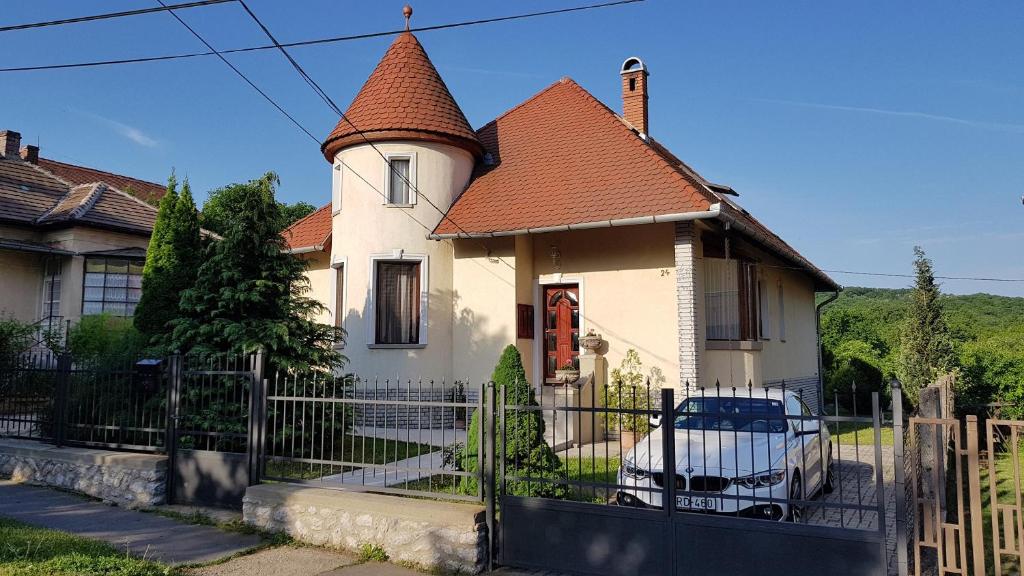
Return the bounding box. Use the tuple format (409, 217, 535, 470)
(0, 480, 262, 565)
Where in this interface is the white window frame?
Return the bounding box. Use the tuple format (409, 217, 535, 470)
(332, 162, 343, 215)
(777, 279, 787, 342)
(367, 251, 428, 348)
(382, 152, 416, 207)
(330, 255, 347, 347)
(40, 258, 62, 319)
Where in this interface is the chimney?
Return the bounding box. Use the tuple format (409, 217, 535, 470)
(0, 130, 21, 158)
(20, 145, 39, 164)
(620, 57, 649, 137)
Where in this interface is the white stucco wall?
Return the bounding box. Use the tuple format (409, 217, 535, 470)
(451, 238, 517, 384)
(0, 249, 43, 322)
(330, 141, 475, 380)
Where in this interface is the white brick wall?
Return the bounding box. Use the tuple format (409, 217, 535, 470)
(674, 222, 700, 390)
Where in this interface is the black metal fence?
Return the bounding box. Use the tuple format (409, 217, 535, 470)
(261, 374, 485, 502)
(0, 350, 166, 452)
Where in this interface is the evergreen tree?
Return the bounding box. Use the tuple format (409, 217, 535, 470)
(897, 247, 957, 406)
(462, 345, 563, 497)
(134, 174, 179, 339)
(171, 172, 342, 372)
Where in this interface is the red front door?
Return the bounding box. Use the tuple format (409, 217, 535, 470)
(544, 285, 579, 383)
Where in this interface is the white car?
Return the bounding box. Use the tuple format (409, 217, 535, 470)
(616, 389, 835, 521)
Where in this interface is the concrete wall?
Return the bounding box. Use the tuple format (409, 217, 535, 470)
(330, 141, 474, 380)
(0, 439, 167, 508)
(452, 237, 517, 384)
(526, 223, 680, 390)
(0, 249, 43, 321)
(244, 484, 487, 574)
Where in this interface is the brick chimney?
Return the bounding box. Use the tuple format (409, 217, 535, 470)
(620, 57, 649, 136)
(0, 130, 21, 158)
(20, 145, 39, 164)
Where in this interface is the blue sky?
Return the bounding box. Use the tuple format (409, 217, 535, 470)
(3, 1, 1022, 296)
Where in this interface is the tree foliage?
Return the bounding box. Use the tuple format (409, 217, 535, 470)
(199, 181, 315, 236)
(462, 345, 563, 496)
(820, 281, 1023, 414)
(897, 247, 957, 407)
(171, 172, 342, 373)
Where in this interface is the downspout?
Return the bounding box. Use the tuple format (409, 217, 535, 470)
(815, 290, 841, 412)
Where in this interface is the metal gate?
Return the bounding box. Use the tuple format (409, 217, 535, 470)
(166, 353, 264, 508)
(498, 384, 891, 576)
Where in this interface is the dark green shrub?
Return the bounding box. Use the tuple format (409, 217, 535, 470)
(0, 315, 36, 368)
(461, 345, 563, 497)
(828, 355, 887, 414)
(67, 314, 146, 366)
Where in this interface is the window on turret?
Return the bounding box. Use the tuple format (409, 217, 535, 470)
(384, 154, 415, 206)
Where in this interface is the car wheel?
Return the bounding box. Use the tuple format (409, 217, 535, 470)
(787, 472, 803, 522)
(823, 447, 836, 494)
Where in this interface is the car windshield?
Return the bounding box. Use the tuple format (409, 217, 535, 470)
(673, 397, 787, 433)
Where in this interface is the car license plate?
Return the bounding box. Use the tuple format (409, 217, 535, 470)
(676, 496, 716, 511)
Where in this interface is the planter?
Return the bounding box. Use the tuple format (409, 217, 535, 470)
(619, 430, 639, 452)
(554, 369, 580, 384)
(454, 418, 466, 430)
(579, 332, 604, 353)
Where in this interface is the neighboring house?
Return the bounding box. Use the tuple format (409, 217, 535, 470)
(283, 31, 840, 405)
(0, 129, 162, 330)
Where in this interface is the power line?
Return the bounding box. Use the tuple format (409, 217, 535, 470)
(154, 0, 319, 143)
(236, 1, 519, 270)
(0, 0, 644, 73)
(759, 262, 1024, 283)
(0, 0, 233, 33)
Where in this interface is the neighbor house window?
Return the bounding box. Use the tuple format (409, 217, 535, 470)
(777, 281, 786, 342)
(758, 272, 771, 340)
(704, 258, 760, 341)
(82, 258, 143, 316)
(333, 264, 345, 329)
(384, 155, 414, 205)
(40, 259, 61, 320)
(375, 260, 421, 345)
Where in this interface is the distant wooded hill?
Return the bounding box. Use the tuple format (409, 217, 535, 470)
(820, 287, 1024, 415)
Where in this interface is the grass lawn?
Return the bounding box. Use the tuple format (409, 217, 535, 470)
(0, 517, 174, 576)
(263, 434, 435, 481)
(978, 443, 1023, 575)
(827, 420, 895, 447)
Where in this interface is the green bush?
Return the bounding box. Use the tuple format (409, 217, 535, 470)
(604, 349, 660, 436)
(68, 314, 146, 366)
(826, 340, 888, 413)
(0, 315, 36, 368)
(461, 345, 563, 497)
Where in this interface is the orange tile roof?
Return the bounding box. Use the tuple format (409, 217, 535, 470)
(321, 32, 482, 162)
(37, 157, 166, 204)
(282, 203, 332, 252)
(434, 78, 714, 236)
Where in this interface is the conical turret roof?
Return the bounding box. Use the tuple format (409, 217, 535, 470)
(321, 32, 482, 162)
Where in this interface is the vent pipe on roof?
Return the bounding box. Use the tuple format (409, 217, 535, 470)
(620, 57, 649, 137)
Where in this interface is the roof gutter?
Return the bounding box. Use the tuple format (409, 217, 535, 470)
(428, 203, 722, 239)
(284, 244, 324, 255)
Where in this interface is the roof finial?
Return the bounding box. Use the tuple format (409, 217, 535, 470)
(403, 5, 413, 31)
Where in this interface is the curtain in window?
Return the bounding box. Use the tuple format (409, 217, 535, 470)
(376, 262, 420, 344)
(705, 258, 739, 340)
(388, 158, 410, 204)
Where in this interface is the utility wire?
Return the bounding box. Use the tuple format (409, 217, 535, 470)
(758, 262, 1024, 283)
(0, 0, 233, 33)
(154, 1, 442, 238)
(0, 0, 644, 73)
(236, 1, 519, 271)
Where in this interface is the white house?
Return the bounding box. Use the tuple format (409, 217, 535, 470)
(282, 26, 839, 407)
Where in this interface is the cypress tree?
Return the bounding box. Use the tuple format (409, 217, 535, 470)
(898, 247, 957, 407)
(462, 345, 563, 496)
(171, 172, 342, 372)
(134, 174, 179, 339)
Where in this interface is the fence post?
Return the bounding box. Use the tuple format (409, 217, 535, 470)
(483, 381, 496, 572)
(871, 391, 888, 570)
(965, 415, 986, 576)
(165, 354, 182, 504)
(247, 350, 266, 486)
(53, 352, 72, 447)
(891, 379, 909, 576)
(661, 387, 676, 518)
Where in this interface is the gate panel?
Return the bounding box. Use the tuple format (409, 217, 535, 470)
(168, 353, 261, 508)
(500, 497, 669, 575)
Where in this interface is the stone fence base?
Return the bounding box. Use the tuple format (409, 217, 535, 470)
(0, 439, 167, 508)
(244, 483, 487, 574)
